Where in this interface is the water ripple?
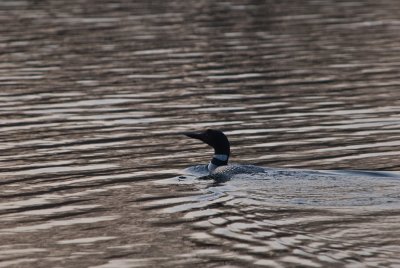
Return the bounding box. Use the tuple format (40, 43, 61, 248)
(1, 0, 400, 267)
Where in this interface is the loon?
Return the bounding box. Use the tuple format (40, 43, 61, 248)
(183, 129, 400, 183)
(184, 129, 265, 180)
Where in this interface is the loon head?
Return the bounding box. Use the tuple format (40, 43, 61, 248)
(184, 129, 230, 173)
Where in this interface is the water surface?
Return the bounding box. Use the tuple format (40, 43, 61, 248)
(1, 0, 400, 267)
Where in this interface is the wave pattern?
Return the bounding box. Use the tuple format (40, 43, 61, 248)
(150, 171, 400, 267)
(1, 0, 400, 267)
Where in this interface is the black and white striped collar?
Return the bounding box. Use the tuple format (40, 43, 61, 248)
(208, 154, 229, 172)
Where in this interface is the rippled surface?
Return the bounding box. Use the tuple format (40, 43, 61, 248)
(1, 0, 400, 267)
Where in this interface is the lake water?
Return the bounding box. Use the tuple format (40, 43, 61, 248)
(1, 0, 400, 267)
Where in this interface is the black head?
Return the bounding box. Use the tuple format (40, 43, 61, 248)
(183, 129, 230, 156)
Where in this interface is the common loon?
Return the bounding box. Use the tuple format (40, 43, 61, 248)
(184, 129, 265, 179)
(183, 129, 400, 182)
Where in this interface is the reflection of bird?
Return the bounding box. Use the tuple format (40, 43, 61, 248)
(184, 129, 264, 179)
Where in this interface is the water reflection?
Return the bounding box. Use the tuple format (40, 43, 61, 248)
(1, 0, 400, 267)
(150, 169, 400, 267)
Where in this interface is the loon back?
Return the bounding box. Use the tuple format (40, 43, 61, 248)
(211, 164, 266, 180)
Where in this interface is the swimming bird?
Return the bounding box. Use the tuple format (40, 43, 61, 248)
(183, 129, 265, 180)
(183, 129, 400, 182)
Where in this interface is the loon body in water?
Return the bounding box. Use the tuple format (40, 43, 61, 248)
(184, 129, 265, 179)
(183, 129, 400, 182)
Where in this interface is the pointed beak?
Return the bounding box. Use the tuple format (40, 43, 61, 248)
(183, 131, 207, 142)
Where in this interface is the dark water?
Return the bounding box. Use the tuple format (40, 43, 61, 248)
(1, 0, 400, 267)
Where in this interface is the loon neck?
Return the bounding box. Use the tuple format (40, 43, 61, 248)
(207, 154, 229, 173)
